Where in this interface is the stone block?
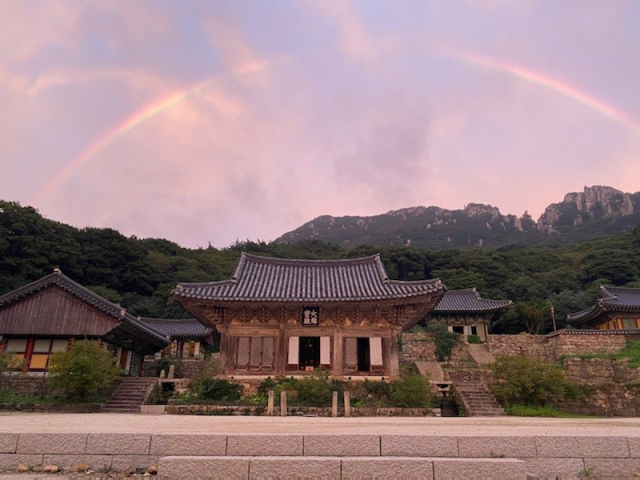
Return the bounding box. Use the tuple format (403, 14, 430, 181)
(150, 434, 226, 456)
(433, 458, 526, 479)
(0, 434, 18, 454)
(42, 454, 112, 469)
(17, 433, 87, 454)
(342, 457, 433, 479)
(249, 456, 340, 479)
(521, 458, 585, 479)
(535, 436, 630, 458)
(0, 454, 43, 470)
(86, 434, 151, 454)
(227, 435, 303, 456)
(381, 435, 458, 457)
(111, 454, 160, 471)
(628, 437, 640, 458)
(458, 436, 537, 458)
(304, 435, 379, 456)
(583, 458, 640, 478)
(158, 456, 249, 479)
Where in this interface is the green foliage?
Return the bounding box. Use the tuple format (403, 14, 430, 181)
(0, 351, 10, 373)
(490, 356, 577, 407)
(466, 334, 483, 344)
(0, 390, 56, 404)
(3, 199, 640, 334)
(188, 377, 242, 401)
(48, 340, 121, 401)
(295, 371, 338, 406)
(390, 374, 433, 408)
(505, 404, 593, 418)
(425, 322, 461, 361)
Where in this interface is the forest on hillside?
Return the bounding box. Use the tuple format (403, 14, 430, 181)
(1, 200, 639, 334)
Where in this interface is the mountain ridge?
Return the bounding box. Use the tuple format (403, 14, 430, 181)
(276, 185, 640, 249)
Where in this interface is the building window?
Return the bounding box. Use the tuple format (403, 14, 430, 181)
(4, 338, 68, 371)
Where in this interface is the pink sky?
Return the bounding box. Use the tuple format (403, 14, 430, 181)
(1, 1, 639, 248)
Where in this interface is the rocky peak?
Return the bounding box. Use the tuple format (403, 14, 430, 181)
(537, 186, 635, 234)
(464, 203, 501, 220)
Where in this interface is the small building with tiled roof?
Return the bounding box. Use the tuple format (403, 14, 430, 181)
(139, 317, 216, 359)
(568, 286, 640, 330)
(0, 269, 169, 375)
(425, 288, 513, 341)
(172, 253, 445, 377)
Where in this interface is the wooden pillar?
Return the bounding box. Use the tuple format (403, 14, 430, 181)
(218, 332, 231, 375)
(388, 330, 400, 377)
(332, 391, 338, 417)
(275, 325, 286, 374)
(333, 331, 343, 376)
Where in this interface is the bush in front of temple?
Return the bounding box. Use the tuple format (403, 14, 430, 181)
(188, 376, 242, 402)
(48, 340, 121, 401)
(391, 373, 434, 408)
(490, 355, 577, 407)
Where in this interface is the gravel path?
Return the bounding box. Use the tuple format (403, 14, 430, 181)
(1, 413, 639, 436)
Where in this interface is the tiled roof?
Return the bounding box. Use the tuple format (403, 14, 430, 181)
(140, 317, 213, 339)
(433, 288, 512, 313)
(568, 286, 640, 324)
(173, 253, 444, 303)
(0, 270, 169, 347)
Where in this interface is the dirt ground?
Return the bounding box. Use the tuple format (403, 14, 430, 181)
(1, 412, 640, 437)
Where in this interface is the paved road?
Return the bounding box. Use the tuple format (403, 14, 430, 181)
(1, 413, 639, 436)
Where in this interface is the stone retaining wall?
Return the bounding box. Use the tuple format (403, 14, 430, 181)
(165, 404, 435, 417)
(0, 377, 48, 395)
(400, 334, 472, 362)
(2, 432, 640, 478)
(487, 331, 639, 361)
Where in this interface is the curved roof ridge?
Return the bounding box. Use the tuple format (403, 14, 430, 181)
(173, 253, 443, 303)
(240, 252, 382, 267)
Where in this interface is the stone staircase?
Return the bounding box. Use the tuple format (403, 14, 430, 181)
(453, 381, 506, 416)
(102, 377, 158, 413)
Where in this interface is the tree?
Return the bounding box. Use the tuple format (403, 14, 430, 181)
(48, 340, 121, 401)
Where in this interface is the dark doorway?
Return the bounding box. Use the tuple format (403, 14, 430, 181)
(299, 336, 320, 369)
(357, 337, 370, 372)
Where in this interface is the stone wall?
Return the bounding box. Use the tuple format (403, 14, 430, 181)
(400, 333, 472, 362)
(563, 358, 640, 386)
(487, 334, 549, 359)
(165, 404, 435, 417)
(0, 376, 48, 395)
(487, 331, 638, 361)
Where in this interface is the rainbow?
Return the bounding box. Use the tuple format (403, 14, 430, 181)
(33, 50, 639, 204)
(32, 59, 280, 205)
(445, 49, 640, 137)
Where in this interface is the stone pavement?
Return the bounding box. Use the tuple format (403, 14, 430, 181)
(1, 414, 640, 478)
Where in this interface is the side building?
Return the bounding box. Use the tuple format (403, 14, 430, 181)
(0, 269, 169, 375)
(427, 288, 513, 341)
(139, 317, 217, 359)
(172, 253, 445, 378)
(568, 286, 640, 330)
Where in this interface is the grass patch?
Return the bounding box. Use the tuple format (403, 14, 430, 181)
(505, 404, 594, 418)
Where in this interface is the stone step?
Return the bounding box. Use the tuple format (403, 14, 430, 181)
(157, 456, 527, 479)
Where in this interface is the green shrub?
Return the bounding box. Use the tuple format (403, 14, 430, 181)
(48, 340, 121, 401)
(490, 356, 576, 407)
(467, 334, 483, 344)
(425, 322, 461, 361)
(391, 373, 432, 408)
(295, 371, 337, 406)
(189, 377, 242, 401)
